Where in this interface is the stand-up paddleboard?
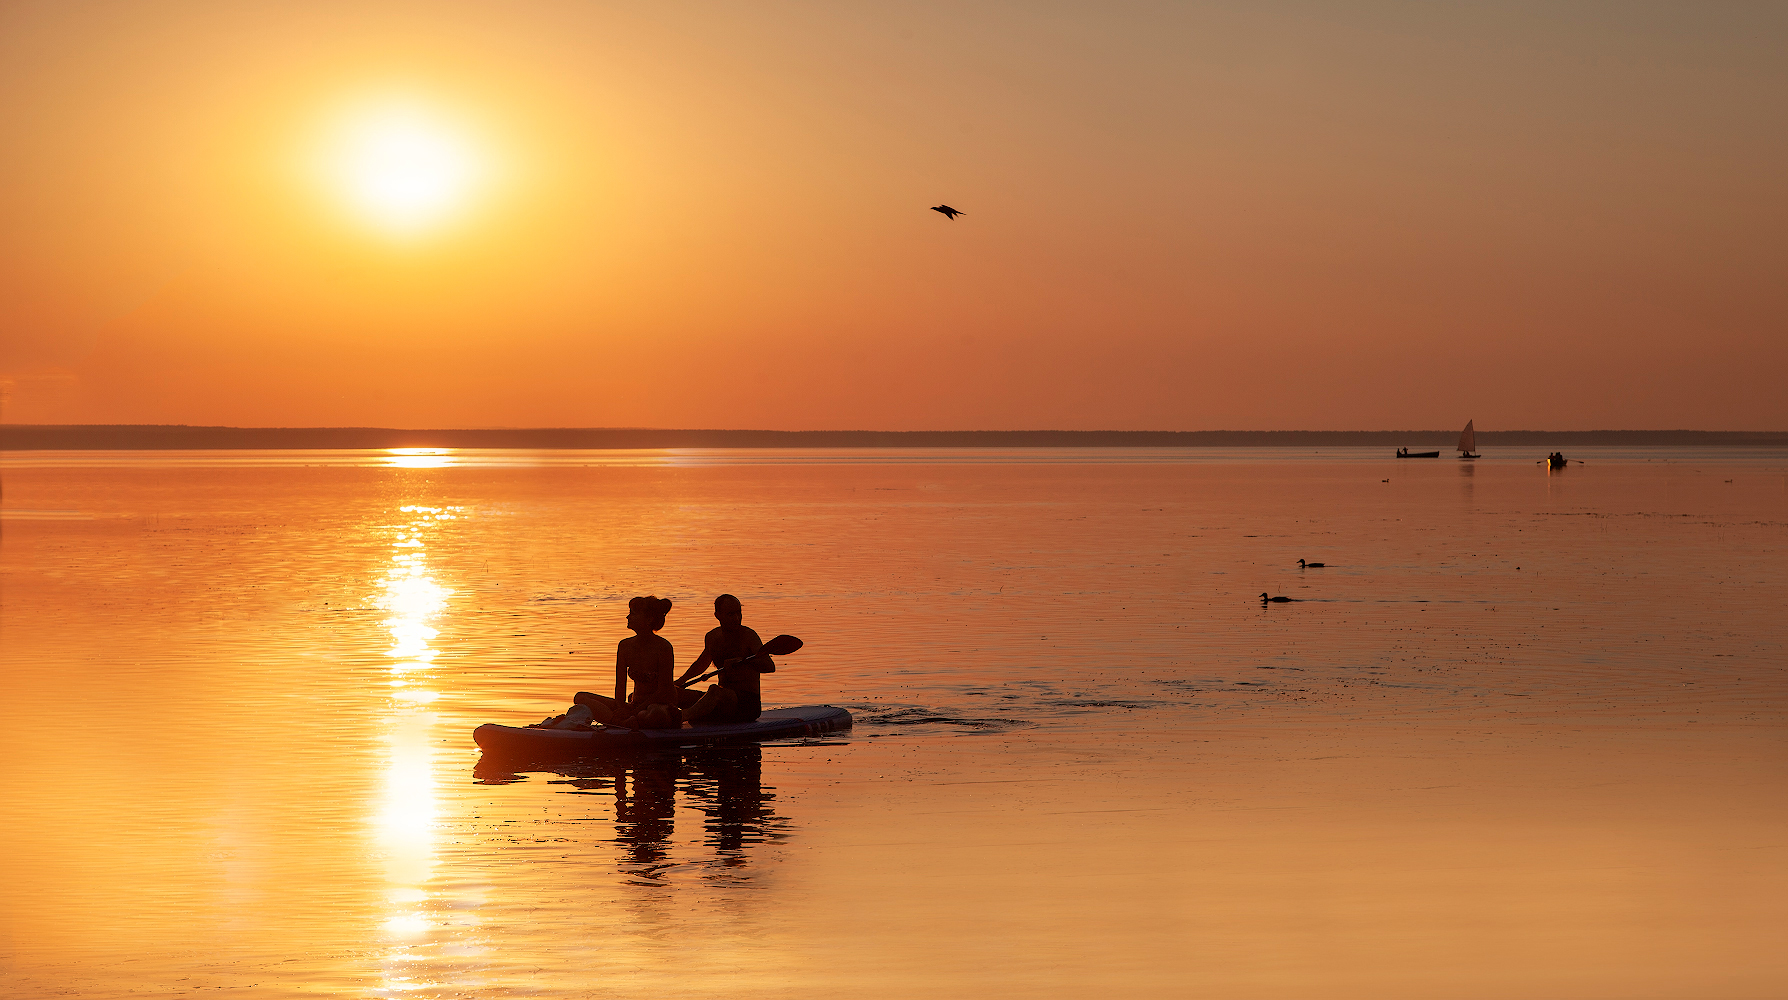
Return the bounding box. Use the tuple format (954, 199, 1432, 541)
(473, 705, 851, 757)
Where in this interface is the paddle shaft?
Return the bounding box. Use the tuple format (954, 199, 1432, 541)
(678, 644, 789, 689)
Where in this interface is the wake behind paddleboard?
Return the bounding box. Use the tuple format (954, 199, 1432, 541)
(473, 705, 851, 757)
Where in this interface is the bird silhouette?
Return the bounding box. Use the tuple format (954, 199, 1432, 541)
(931, 205, 964, 220)
(1298, 559, 1325, 568)
(1260, 593, 1295, 603)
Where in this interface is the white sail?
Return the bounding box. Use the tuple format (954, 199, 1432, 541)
(1457, 419, 1476, 454)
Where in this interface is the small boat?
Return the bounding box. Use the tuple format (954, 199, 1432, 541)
(1457, 420, 1479, 459)
(473, 705, 852, 757)
(1396, 449, 1440, 458)
(1545, 453, 1567, 469)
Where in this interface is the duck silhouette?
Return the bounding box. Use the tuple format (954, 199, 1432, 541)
(1260, 593, 1295, 603)
(1298, 559, 1325, 568)
(930, 204, 964, 220)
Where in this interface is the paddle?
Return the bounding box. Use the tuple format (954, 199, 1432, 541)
(677, 633, 803, 688)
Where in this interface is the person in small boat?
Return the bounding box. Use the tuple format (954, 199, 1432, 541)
(678, 593, 775, 725)
(563, 595, 684, 729)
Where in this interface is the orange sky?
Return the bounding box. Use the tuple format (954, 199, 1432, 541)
(2, 1, 1784, 430)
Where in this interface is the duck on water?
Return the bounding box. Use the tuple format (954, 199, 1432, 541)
(1260, 593, 1297, 603)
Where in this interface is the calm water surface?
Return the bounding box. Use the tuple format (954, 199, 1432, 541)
(3, 448, 1785, 998)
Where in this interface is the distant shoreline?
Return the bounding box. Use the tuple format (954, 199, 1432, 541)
(4, 425, 1786, 450)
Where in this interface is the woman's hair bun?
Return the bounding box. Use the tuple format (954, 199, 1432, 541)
(628, 595, 672, 629)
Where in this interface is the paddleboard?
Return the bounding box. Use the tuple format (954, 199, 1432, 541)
(473, 705, 851, 756)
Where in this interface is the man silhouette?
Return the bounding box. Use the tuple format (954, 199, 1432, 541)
(679, 594, 775, 724)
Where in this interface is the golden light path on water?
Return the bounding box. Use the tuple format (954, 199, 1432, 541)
(384, 448, 458, 470)
(373, 501, 461, 992)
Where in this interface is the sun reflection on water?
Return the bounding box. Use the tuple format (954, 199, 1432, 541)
(371, 504, 462, 989)
(384, 448, 457, 469)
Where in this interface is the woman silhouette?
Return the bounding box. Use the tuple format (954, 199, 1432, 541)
(571, 596, 683, 729)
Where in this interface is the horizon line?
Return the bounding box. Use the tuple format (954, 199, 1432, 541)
(4, 424, 1787, 451)
(6, 423, 1788, 434)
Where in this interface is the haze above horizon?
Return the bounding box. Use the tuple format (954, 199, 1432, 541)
(2, 2, 1783, 431)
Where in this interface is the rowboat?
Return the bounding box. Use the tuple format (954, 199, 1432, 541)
(473, 705, 852, 757)
(1396, 450, 1440, 458)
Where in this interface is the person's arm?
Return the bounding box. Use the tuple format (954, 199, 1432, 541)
(678, 646, 714, 685)
(613, 643, 628, 703)
(655, 643, 678, 700)
(745, 630, 773, 673)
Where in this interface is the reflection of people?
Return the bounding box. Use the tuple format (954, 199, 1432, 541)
(571, 596, 683, 729)
(472, 746, 788, 876)
(613, 758, 679, 867)
(684, 746, 781, 856)
(678, 594, 774, 725)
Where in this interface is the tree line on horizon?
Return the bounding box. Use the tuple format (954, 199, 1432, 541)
(2, 425, 1784, 450)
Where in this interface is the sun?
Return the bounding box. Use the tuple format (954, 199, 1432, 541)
(320, 98, 486, 237)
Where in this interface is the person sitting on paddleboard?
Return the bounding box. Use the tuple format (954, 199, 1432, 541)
(678, 593, 775, 725)
(566, 596, 684, 729)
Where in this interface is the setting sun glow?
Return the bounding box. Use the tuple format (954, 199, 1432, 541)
(3, 3, 1784, 431)
(321, 100, 485, 237)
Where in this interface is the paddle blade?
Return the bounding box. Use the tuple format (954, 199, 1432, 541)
(761, 634, 803, 656)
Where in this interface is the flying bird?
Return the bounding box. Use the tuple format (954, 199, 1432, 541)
(930, 205, 964, 220)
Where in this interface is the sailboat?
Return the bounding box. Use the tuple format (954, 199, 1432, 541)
(1457, 419, 1479, 459)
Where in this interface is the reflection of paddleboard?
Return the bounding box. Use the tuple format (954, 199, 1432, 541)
(473, 705, 851, 756)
